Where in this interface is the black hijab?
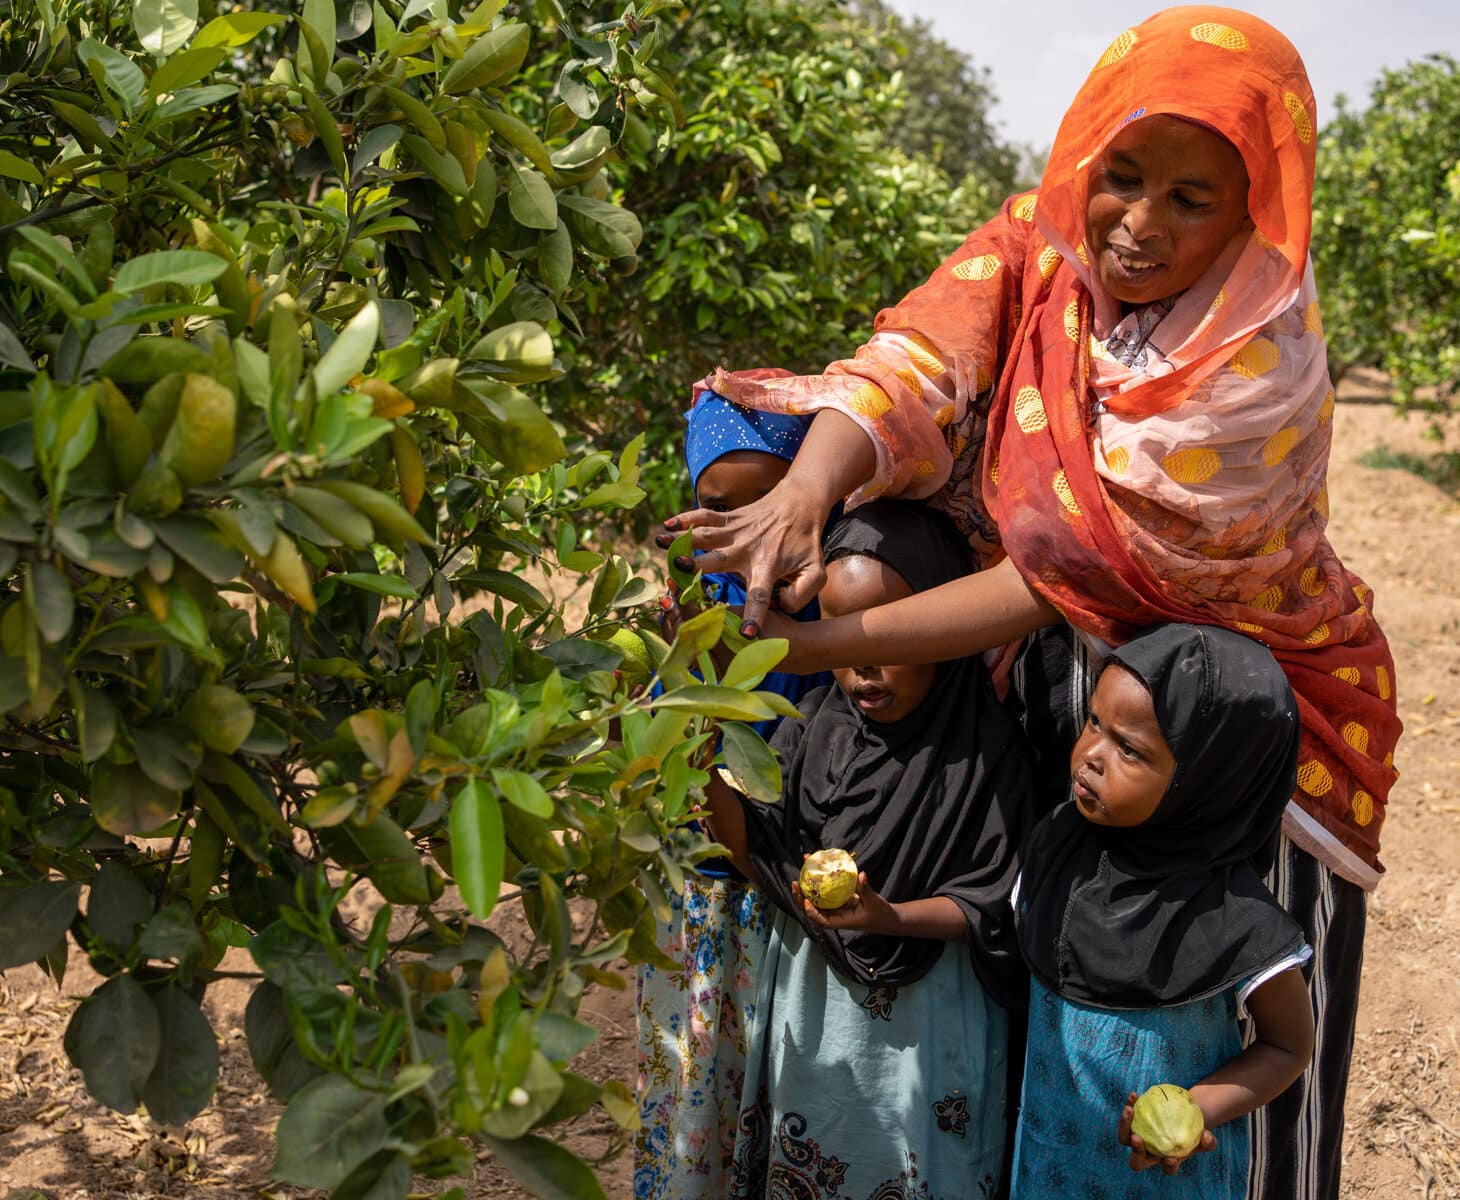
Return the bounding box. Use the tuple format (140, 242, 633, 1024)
(738, 499, 1032, 1010)
(1016, 624, 1306, 1009)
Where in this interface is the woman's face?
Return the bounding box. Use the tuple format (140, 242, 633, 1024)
(1069, 664, 1176, 827)
(1085, 114, 1252, 308)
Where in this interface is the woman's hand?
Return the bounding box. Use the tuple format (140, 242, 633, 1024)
(1117, 1092, 1218, 1174)
(657, 409, 878, 637)
(659, 477, 830, 639)
(792, 870, 897, 934)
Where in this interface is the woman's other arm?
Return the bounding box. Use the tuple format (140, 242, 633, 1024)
(775, 554, 1061, 674)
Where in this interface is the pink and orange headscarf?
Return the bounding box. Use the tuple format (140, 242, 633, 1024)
(705, 6, 1400, 885)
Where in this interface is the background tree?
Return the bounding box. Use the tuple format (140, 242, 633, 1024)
(1312, 54, 1460, 410)
(849, 0, 1020, 194)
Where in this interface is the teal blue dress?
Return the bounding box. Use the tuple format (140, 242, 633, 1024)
(729, 911, 1009, 1199)
(1012, 975, 1268, 1199)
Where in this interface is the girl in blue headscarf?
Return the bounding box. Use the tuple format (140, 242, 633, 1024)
(635, 392, 833, 1200)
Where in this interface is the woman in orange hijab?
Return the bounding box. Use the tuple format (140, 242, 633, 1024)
(661, 7, 1398, 1197)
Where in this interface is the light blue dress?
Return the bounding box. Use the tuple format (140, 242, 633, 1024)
(1012, 976, 1258, 1199)
(729, 911, 1009, 1200)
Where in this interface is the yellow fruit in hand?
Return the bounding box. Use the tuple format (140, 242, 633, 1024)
(609, 628, 651, 681)
(1131, 1084, 1206, 1159)
(799, 848, 858, 911)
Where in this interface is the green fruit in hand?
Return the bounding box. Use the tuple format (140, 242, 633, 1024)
(609, 628, 651, 681)
(1130, 1084, 1205, 1159)
(799, 848, 858, 911)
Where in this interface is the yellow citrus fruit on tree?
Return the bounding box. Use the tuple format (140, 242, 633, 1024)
(608, 628, 651, 681)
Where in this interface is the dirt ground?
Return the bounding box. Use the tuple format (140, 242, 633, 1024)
(1, 376, 1458, 1199)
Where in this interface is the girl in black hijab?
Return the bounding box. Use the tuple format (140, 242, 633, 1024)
(1010, 625, 1316, 1199)
(703, 499, 1032, 1199)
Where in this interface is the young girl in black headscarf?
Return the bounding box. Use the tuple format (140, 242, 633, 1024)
(1011, 625, 1315, 1198)
(703, 498, 1032, 1198)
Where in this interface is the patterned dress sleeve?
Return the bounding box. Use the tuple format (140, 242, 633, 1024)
(705, 194, 1036, 518)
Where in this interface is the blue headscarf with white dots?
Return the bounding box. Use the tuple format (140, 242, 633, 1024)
(685, 392, 813, 493)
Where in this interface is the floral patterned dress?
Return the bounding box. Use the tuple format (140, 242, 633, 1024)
(635, 872, 773, 1199)
(728, 911, 1009, 1199)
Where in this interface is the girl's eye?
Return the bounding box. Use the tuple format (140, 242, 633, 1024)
(1104, 169, 1139, 190)
(707, 503, 729, 513)
(1118, 740, 1140, 760)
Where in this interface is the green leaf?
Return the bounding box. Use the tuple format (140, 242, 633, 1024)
(133, 0, 199, 56)
(153, 515, 244, 582)
(77, 39, 148, 115)
(479, 1134, 607, 1200)
(492, 767, 553, 819)
(303, 86, 347, 178)
(250, 922, 348, 993)
(301, 0, 337, 82)
(245, 982, 322, 1100)
(457, 568, 548, 613)
(441, 21, 530, 94)
(71, 683, 118, 762)
(73, 974, 161, 1113)
(719, 721, 783, 804)
(88, 860, 153, 954)
(331, 572, 418, 599)
(0, 150, 43, 186)
(462, 382, 566, 476)
(508, 166, 557, 231)
(449, 777, 504, 921)
(0, 319, 35, 372)
(147, 45, 227, 94)
(653, 685, 778, 723)
(272, 1075, 392, 1189)
(313, 302, 379, 396)
(138, 904, 205, 966)
(468, 320, 554, 379)
(142, 984, 218, 1124)
(721, 637, 789, 690)
(333, 1152, 411, 1200)
(0, 880, 82, 970)
(192, 11, 286, 48)
(131, 722, 204, 790)
(183, 684, 255, 753)
(26, 561, 74, 644)
(401, 134, 469, 197)
(91, 761, 183, 835)
(114, 251, 228, 294)
(558, 194, 643, 259)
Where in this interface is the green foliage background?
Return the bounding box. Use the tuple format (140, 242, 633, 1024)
(1312, 53, 1460, 411)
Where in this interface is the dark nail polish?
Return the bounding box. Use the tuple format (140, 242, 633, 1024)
(674, 557, 694, 572)
(663, 517, 680, 530)
(741, 622, 758, 638)
(660, 593, 673, 611)
(655, 534, 673, 549)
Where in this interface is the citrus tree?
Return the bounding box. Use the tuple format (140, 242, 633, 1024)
(0, 1, 788, 1195)
(1312, 53, 1460, 410)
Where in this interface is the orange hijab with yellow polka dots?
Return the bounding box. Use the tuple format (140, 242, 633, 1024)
(706, 6, 1400, 882)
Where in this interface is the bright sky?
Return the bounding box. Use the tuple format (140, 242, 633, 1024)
(885, 1, 1460, 150)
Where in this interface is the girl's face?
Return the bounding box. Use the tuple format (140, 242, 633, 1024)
(695, 450, 790, 513)
(1085, 114, 1252, 309)
(819, 555, 937, 724)
(1069, 664, 1176, 827)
